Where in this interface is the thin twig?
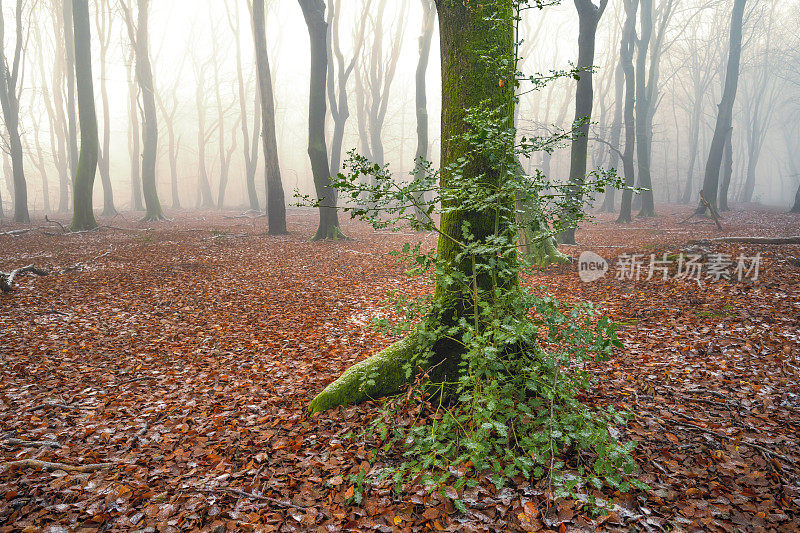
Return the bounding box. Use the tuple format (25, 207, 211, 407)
(115, 376, 157, 386)
(193, 487, 306, 510)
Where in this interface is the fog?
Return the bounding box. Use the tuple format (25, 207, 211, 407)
(2, 0, 799, 216)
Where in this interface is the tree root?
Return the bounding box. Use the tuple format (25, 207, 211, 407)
(0, 459, 113, 473)
(309, 332, 421, 414)
(311, 225, 350, 242)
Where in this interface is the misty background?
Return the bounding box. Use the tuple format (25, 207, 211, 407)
(3, 0, 800, 214)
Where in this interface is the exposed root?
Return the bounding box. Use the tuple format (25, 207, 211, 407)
(311, 225, 350, 242)
(0, 265, 49, 293)
(309, 332, 421, 414)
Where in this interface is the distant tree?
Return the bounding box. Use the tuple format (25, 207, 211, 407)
(326, 0, 371, 179)
(124, 46, 144, 211)
(209, 18, 240, 209)
(559, 0, 608, 245)
(231, 0, 260, 211)
(191, 53, 216, 208)
(413, 0, 435, 223)
(717, 127, 733, 211)
(0, 0, 29, 222)
(62, 0, 79, 198)
(616, 0, 638, 224)
(70, 0, 99, 231)
(253, 0, 287, 234)
(94, 0, 117, 216)
(599, 60, 623, 213)
(298, 0, 344, 240)
(120, 0, 165, 221)
(698, 0, 746, 214)
(155, 58, 185, 209)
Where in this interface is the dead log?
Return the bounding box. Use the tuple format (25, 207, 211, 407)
(0, 265, 49, 293)
(0, 229, 31, 237)
(0, 459, 113, 473)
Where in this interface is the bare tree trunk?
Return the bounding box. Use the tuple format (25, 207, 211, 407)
(94, 0, 116, 216)
(326, 0, 370, 179)
(600, 60, 624, 213)
(0, 0, 29, 223)
(70, 0, 99, 230)
(63, 0, 79, 189)
(559, 0, 608, 244)
(254, 0, 287, 234)
(616, 0, 637, 224)
(718, 127, 733, 211)
(633, 0, 655, 218)
(233, 0, 259, 211)
(27, 117, 52, 213)
(155, 60, 184, 209)
(413, 0, 435, 223)
(126, 47, 144, 211)
(697, 0, 746, 214)
(211, 23, 238, 209)
(193, 58, 215, 208)
(298, 0, 344, 240)
(792, 183, 800, 213)
(120, 0, 164, 221)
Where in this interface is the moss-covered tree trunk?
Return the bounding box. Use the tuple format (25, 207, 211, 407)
(299, 0, 345, 241)
(309, 0, 517, 414)
(70, 0, 99, 231)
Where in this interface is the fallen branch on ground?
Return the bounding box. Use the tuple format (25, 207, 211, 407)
(699, 191, 723, 230)
(193, 487, 306, 510)
(3, 438, 61, 449)
(27, 402, 84, 413)
(0, 265, 49, 293)
(0, 229, 31, 237)
(115, 376, 157, 386)
(0, 459, 113, 473)
(690, 235, 800, 245)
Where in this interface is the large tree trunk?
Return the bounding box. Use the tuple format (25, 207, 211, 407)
(309, 0, 517, 413)
(616, 0, 637, 224)
(697, 0, 746, 214)
(413, 0, 435, 223)
(254, 0, 287, 234)
(298, 0, 343, 241)
(0, 0, 28, 223)
(70, 0, 99, 231)
(680, 97, 703, 204)
(792, 183, 800, 213)
(560, 0, 607, 244)
(95, 0, 116, 216)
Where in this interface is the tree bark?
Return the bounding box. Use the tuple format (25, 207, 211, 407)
(254, 0, 287, 234)
(235, 0, 259, 211)
(0, 0, 28, 223)
(616, 0, 637, 224)
(309, 0, 517, 413)
(70, 0, 99, 231)
(697, 0, 746, 215)
(560, 0, 607, 244)
(298, 0, 343, 241)
(792, 183, 800, 213)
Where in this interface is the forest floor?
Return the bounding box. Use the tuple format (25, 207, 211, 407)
(1, 205, 799, 532)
